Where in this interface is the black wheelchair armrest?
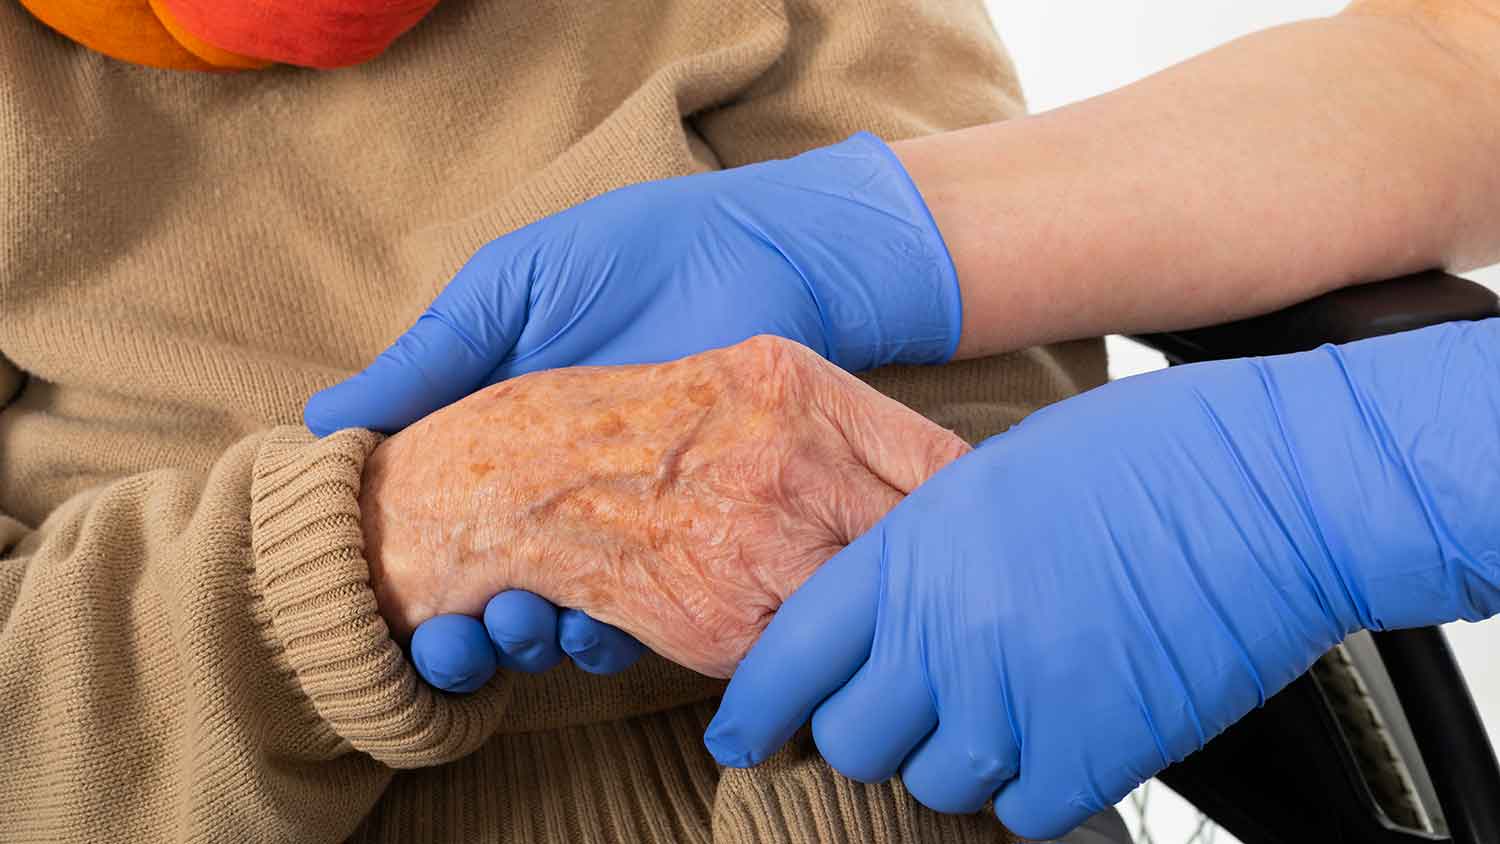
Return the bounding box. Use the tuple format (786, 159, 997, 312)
(1131, 269, 1500, 364)
(1118, 268, 1500, 844)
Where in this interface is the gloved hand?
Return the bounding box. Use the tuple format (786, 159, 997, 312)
(704, 320, 1500, 840)
(302, 133, 960, 691)
(408, 597, 646, 694)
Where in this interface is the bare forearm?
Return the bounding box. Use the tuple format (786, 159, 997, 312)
(894, 4, 1500, 358)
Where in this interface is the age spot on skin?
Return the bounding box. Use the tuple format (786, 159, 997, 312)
(367, 335, 960, 673)
(686, 381, 717, 407)
(572, 496, 598, 518)
(593, 410, 626, 438)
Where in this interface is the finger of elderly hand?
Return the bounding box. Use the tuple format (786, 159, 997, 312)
(805, 464, 905, 554)
(366, 335, 966, 680)
(811, 361, 971, 496)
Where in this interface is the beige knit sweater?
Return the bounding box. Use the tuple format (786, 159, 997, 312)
(0, 1, 1106, 841)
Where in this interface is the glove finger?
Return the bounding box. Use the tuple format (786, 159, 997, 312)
(410, 614, 499, 693)
(992, 754, 1130, 842)
(558, 609, 646, 675)
(899, 707, 1018, 814)
(703, 527, 885, 768)
(811, 653, 936, 783)
(991, 773, 1086, 842)
(304, 245, 528, 436)
(304, 311, 494, 436)
(484, 591, 566, 673)
(996, 710, 1170, 839)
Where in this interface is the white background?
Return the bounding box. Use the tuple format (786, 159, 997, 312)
(981, 0, 1499, 837)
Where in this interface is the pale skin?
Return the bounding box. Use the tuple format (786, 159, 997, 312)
(365, 0, 1500, 672)
(906, 0, 1500, 359)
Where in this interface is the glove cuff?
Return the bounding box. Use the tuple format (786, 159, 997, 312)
(758, 132, 963, 371)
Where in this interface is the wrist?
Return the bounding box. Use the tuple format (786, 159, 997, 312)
(359, 439, 424, 640)
(251, 427, 511, 767)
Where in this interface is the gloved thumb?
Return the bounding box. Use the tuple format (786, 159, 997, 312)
(704, 525, 885, 767)
(304, 249, 529, 436)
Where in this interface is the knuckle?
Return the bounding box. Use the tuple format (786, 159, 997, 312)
(931, 429, 973, 468)
(729, 334, 815, 398)
(964, 749, 1013, 785)
(737, 334, 800, 366)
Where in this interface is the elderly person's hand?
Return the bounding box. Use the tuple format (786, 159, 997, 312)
(361, 336, 968, 678)
(306, 132, 960, 684)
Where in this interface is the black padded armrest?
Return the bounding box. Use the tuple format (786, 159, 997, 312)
(1132, 270, 1500, 364)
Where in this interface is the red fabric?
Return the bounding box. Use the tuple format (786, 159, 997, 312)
(151, 0, 440, 68)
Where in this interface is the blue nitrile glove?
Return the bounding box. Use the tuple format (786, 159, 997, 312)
(411, 595, 645, 693)
(704, 319, 1500, 841)
(302, 132, 960, 692)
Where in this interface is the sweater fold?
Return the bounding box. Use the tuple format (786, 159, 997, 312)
(1, 0, 1101, 839)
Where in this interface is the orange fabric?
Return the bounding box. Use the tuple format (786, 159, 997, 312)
(17, 0, 218, 70)
(151, 0, 440, 68)
(18, 0, 436, 71)
(148, 0, 271, 69)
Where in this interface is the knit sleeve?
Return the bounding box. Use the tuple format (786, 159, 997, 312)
(0, 357, 24, 556)
(0, 422, 511, 842)
(692, 0, 1025, 165)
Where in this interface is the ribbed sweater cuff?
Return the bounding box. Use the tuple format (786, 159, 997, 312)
(712, 731, 1023, 844)
(250, 426, 511, 768)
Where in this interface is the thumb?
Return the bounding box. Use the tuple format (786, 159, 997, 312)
(304, 246, 528, 436)
(705, 525, 886, 767)
(818, 364, 971, 495)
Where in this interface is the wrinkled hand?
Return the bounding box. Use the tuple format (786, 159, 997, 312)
(307, 132, 959, 685)
(361, 336, 969, 678)
(707, 321, 1500, 840)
